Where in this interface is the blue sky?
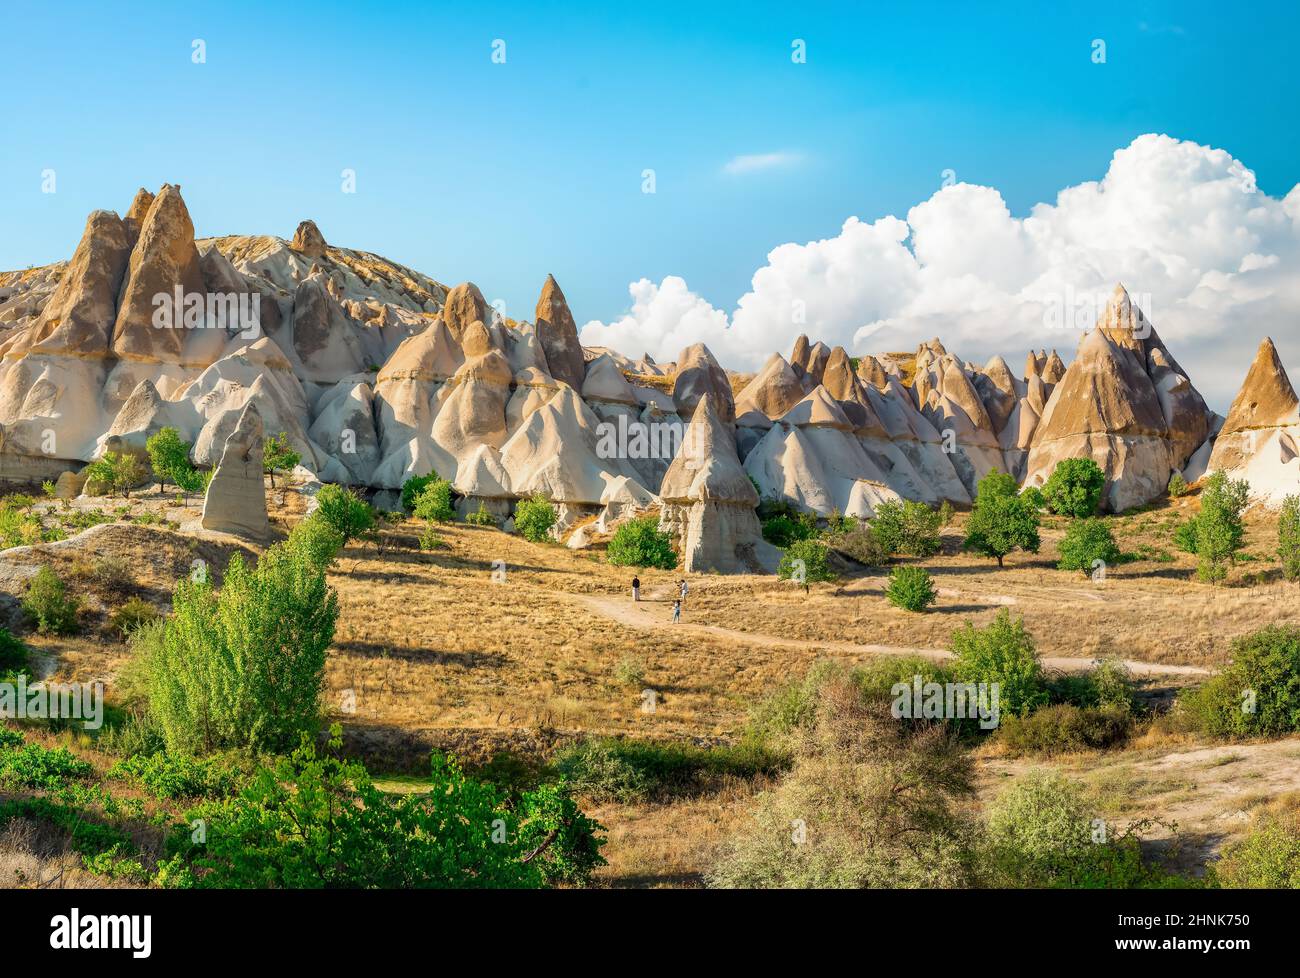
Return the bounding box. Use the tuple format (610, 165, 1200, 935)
(2, 0, 1297, 332)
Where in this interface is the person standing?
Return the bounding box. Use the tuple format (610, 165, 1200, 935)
(679, 578, 689, 606)
(631, 576, 641, 602)
(671, 598, 681, 623)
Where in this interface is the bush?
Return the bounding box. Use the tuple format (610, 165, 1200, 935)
(1173, 518, 1199, 554)
(778, 539, 836, 584)
(885, 565, 937, 612)
(174, 730, 605, 888)
(1167, 472, 1188, 498)
(760, 513, 817, 548)
(1278, 494, 1300, 582)
(612, 655, 646, 688)
(1196, 470, 1249, 583)
(418, 525, 444, 551)
(23, 566, 79, 635)
(1172, 625, 1300, 738)
(1057, 517, 1121, 575)
(514, 494, 557, 543)
(1212, 811, 1300, 888)
(986, 770, 1093, 867)
(412, 479, 455, 523)
(286, 514, 345, 572)
(0, 742, 94, 789)
(963, 471, 1040, 568)
(950, 609, 1047, 717)
(84, 451, 145, 498)
(262, 432, 301, 488)
(823, 525, 886, 566)
(710, 671, 977, 888)
(465, 501, 497, 527)
(109, 597, 160, 640)
(142, 531, 339, 755)
(1091, 658, 1137, 713)
(553, 737, 785, 804)
(1042, 457, 1106, 517)
(871, 499, 942, 557)
(606, 516, 677, 569)
(313, 484, 375, 543)
(400, 473, 438, 512)
(995, 704, 1132, 756)
(0, 500, 44, 550)
(108, 752, 240, 801)
(0, 628, 30, 676)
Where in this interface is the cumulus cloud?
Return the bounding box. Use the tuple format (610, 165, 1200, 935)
(579, 134, 1300, 409)
(721, 151, 803, 175)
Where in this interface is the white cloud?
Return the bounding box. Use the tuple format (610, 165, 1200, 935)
(580, 134, 1300, 409)
(721, 151, 803, 175)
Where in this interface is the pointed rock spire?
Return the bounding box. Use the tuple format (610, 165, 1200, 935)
(534, 274, 584, 390)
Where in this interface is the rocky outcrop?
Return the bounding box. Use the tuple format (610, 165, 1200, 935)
(534, 275, 584, 391)
(672, 343, 734, 425)
(200, 401, 269, 538)
(290, 220, 328, 260)
(441, 282, 490, 344)
(659, 395, 761, 573)
(1205, 337, 1300, 504)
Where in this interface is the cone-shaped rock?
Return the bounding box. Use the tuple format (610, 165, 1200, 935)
(290, 220, 328, 260)
(534, 274, 585, 390)
(442, 282, 489, 344)
(672, 342, 734, 424)
(201, 400, 269, 538)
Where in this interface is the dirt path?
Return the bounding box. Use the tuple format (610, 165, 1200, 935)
(572, 589, 1211, 679)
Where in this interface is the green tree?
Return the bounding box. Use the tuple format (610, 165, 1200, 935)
(1056, 517, 1121, 575)
(400, 473, 438, 512)
(1041, 457, 1106, 518)
(1278, 494, 1300, 582)
(950, 608, 1047, 717)
(146, 427, 194, 494)
(1176, 625, 1300, 738)
(778, 539, 837, 587)
(871, 499, 941, 557)
(142, 524, 340, 754)
(606, 516, 678, 569)
(22, 566, 80, 635)
(1195, 470, 1249, 583)
(313, 485, 375, 543)
(963, 471, 1041, 568)
(262, 433, 301, 489)
(174, 465, 213, 504)
(1167, 472, 1188, 498)
(885, 565, 937, 612)
(85, 451, 144, 499)
(412, 479, 456, 523)
(514, 494, 557, 543)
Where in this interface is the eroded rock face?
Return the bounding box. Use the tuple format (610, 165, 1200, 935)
(672, 343, 735, 425)
(442, 282, 489, 344)
(660, 395, 761, 573)
(1205, 337, 1300, 504)
(534, 275, 584, 390)
(290, 220, 328, 260)
(201, 400, 269, 538)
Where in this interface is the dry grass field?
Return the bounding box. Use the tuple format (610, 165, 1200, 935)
(5, 482, 1300, 887)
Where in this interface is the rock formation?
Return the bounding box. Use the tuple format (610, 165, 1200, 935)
(534, 275, 585, 390)
(200, 400, 269, 538)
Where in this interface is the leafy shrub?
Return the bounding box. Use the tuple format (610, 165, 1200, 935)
(465, 501, 497, 527)
(418, 525, 444, 551)
(84, 451, 145, 498)
(108, 752, 240, 800)
(1211, 811, 1300, 888)
(871, 499, 941, 557)
(760, 513, 817, 548)
(1278, 494, 1300, 582)
(1172, 625, 1300, 738)
(23, 566, 79, 635)
(885, 565, 937, 612)
(612, 655, 646, 688)
(0, 500, 44, 550)
(174, 731, 605, 888)
(995, 704, 1132, 755)
(286, 514, 345, 572)
(0, 628, 30, 676)
(710, 671, 977, 888)
(778, 539, 837, 584)
(1092, 658, 1137, 712)
(1173, 518, 1199, 554)
(400, 473, 438, 512)
(1057, 517, 1121, 574)
(606, 516, 677, 569)
(262, 432, 301, 488)
(550, 739, 653, 803)
(1167, 472, 1188, 498)
(109, 597, 160, 639)
(1042, 457, 1106, 517)
(963, 471, 1040, 568)
(174, 465, 212, 502)
(1196, 470, 1249, 583)
(514, 494, 557, 543)
(950, 609, 1047, 717)
(313, 484, 375, 543)
(0, 742, 94, 789)
(412, 479, 455, 523)
(823, 525, 886, 566)
(142, 531, 339, 755)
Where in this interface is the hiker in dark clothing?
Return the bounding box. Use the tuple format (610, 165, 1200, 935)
(632, 576, 641, 602)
